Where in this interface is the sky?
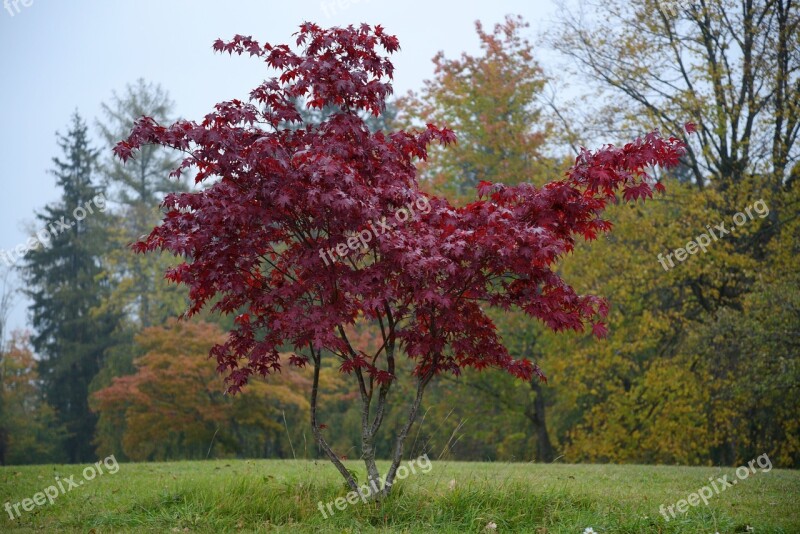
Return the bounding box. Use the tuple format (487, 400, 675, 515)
(0, 0, 564, 334)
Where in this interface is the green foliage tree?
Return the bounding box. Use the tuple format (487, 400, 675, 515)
(535, 180, 799, 467)
(20, 113, 119, 462)
(683, 184, 800, 466)
(542, 186, 727, 464)
(96, 79, 189, 329)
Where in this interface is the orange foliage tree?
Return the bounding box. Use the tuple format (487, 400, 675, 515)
(91, 320, 310, 460)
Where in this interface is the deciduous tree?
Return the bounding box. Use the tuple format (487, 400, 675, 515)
(553, 0, 799, 193)
(116, 23, 685, 496)
(97, 79, 190, 328)
(0, 332, 68, 465)
(91, 320, 309, 460)
(400, 15, 552, 202)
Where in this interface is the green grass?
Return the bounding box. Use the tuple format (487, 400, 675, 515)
(1, 459, 798, 533)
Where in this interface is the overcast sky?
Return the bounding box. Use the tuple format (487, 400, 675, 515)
(0, 0, 564, 333)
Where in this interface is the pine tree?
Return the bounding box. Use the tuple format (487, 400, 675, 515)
(21, 112, 119, 463)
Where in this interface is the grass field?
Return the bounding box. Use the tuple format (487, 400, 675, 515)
(2, 458, 798, 533)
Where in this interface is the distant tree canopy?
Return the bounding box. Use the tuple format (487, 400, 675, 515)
(1, 10, 797, 471)
(553, 0, 799, 193)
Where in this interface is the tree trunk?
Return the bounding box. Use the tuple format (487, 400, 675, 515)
(0, 426, 7, 466)
(527, 379, 555, 462)
(309, 345, 359, 492)
(381, 373, 430, 496)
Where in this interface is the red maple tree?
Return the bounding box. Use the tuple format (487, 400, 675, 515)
(115, 22, 685, 497)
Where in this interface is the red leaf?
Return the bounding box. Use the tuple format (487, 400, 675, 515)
(477, 180, 494, 197)
(592, 322, 609, 338)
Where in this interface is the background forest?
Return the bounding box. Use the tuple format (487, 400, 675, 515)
(0, 1, 798, 471)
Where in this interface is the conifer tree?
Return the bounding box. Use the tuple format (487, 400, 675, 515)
(21, 112, 118, 462)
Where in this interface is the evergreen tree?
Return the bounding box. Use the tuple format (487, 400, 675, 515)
(21, 112, 119, 463)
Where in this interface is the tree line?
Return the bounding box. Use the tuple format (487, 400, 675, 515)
(0, 1, 797, 468)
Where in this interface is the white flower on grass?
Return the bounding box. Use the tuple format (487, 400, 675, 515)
(583, 529, 597, 534)
(484, 521, 497, 531)
(448, 479, 456, 491)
